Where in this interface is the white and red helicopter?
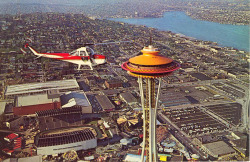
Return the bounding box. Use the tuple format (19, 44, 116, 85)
(23, 41, 131, 70)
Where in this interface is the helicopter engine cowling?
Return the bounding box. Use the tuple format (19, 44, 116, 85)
(92, 54, 106, 65)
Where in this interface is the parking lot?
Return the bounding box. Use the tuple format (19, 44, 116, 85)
(164, 106, 227, 137)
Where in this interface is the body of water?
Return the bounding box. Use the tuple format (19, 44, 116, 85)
(110, 11, 249, 52)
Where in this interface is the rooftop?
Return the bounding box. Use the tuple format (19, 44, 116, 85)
(36, 107, 82, 117)
(60, 91, 90, 108)
(95, 95, 115, 110)
(38, 113, 83, 131)
(0, 101, 7, 114)
(5, 79, 79, 96)
(203, 141, 235, 156)
(16, 93, 60, 107)
(120, 92, 137, 104)
(36, 129, 95, 147)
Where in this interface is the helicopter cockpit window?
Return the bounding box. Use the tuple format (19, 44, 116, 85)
(69, 50, 77, 56)
(80, 51, 86, 56)
(86, 47, 94, 55)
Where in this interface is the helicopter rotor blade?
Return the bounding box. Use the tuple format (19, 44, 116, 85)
(93, 40, 133, 46)
(130, 51, 142, 57)
(83, 43, 95, 46)
(83, 40, 133, 47)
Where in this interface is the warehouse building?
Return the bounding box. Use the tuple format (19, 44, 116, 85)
(4, 79, 79, 99)
(159, 90, 191, 107)
(119, 92, 137, 105)
(104, 79, 123, 89)
(201, 141, 236, 159)
(36, 128, 97, 155)
(12, 93, 61, 116)
(95, 95, 115, 112)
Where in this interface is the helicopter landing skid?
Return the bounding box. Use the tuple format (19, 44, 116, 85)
(76, 65, 93, 70)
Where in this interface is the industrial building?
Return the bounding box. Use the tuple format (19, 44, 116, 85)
(36, 128, 97, 155)
(212, 83, 245, 99)
(159, 89, 191, 107)
(190, 72, 212, 81)
(101, 89, 119, 97)
(119, 92, 137, 105)
(95, 95, 115, 111)
(3, 155, 42, 162)
(104, 79, 123, 89)
(4, 79, 79, 99)
(230, 132, 248, 158)
(60, 91, 92, 113)
(201, 141, 236, 158)
(13, 93, 61, 116)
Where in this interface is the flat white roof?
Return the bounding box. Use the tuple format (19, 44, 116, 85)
(5, 79, 79, 96)
(17, 93, 60, 107)
(0, 101, 7, 114)
(124, 154, 146, 162)
(203, 141, 235, 156)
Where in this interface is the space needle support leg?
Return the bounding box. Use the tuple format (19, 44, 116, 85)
(153, 78, 161, 162)
(138, 77, 146, 162)
(148, 78, 153, 162)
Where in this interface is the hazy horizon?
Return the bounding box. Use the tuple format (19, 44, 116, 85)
(0, 0, 120, 5)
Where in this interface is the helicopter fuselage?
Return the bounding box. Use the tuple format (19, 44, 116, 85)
(25, 44, 106, 70)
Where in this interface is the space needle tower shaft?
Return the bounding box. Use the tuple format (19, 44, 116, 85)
(139, 77, 162, 161)
(122, 45, 180, 162)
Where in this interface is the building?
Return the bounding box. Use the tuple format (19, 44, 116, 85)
(0, 101, 7, 114)
(95, 95, 115, 111)
(101, 89, 119, 97)
(15, 93, 60, 107)
(159, 90, 191, 107)
(98, 71, 114, 79)
(60, 91, 92, 113)
(190, 72, 212, 81)
(3, 155, 42, 162)
(36, 128, 97, 155)
(104, 79, 123, 89)
(85, 76, 98, 87)
(12, 93, 61, 116)
(230, 131, 248, 158)
(124, 154, 146, 162)
(37, 108, 85, 131)
(5, 115, 37, 131)
(36, 106, 82, 117)
(4, 79, 79, 99)
(201, 141, 236, 158)
(231, 131, 246, 140)
(156, 126, 168, 143)
(119, 92, 137, 105)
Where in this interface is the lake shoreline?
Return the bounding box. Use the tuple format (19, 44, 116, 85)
(109, 11, 249, 52)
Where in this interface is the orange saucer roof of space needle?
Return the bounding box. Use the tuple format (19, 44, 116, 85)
(121, 45, 180, 78)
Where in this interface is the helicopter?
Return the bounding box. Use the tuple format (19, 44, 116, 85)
(23, 41, 132, 70)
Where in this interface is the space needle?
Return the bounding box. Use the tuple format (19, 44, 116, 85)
(121, 45, 180, 162)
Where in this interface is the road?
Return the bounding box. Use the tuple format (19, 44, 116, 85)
(158, 112, 208, 160)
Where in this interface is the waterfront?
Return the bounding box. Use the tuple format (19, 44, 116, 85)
(110, 11, 249, 52)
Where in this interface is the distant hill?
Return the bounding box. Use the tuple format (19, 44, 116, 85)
(0, 0, 249, 25)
